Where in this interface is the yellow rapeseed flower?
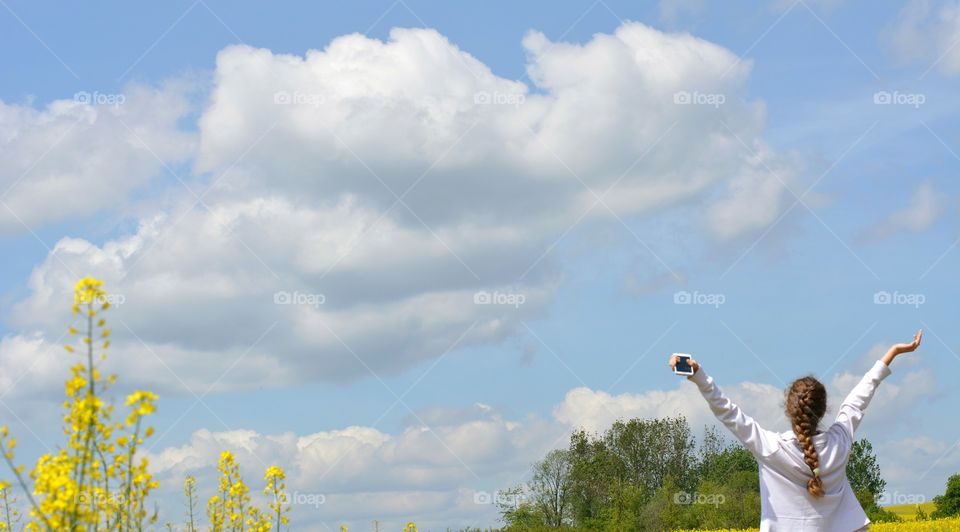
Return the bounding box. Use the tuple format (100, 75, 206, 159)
(73, 277, 105, 305)
(3, 277, 295, 531)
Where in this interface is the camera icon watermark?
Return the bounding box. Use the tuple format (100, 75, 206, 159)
(274, 290, 326, 308)
(673, 90, 725, 108)
(673, 290, 725, 308)
(473, 90, 525, 108)
(473, 491, 493, 505)
(473, 290, 526, 308)
(873, 290, 925, 308)
(673, 491, 725, 507)
(74, 91, 126, 107)
(873, 90, 925, 108)
(273, 90, 325, 107)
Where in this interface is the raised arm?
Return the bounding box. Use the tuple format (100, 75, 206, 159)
(833, 329, 921, 439)
(669, 355, 779, 458)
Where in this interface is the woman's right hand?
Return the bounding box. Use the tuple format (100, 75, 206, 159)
(668, 354, 700, 375)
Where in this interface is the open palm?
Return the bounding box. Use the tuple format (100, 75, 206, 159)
(892, 329, 922, 355)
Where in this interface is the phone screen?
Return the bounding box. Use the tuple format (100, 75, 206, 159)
(674, 355, 693, 375)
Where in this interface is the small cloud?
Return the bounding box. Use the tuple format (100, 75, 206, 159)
(885, 0, 960, 77)
(860, 182, 944, 241)
(658, 0, 708, 23)
(519, 343, 538, 366)
(624, 270, 686, 297)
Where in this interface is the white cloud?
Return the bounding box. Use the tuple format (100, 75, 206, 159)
(4, 193, 559, 387)
(829, 367, 937, 427)
(879, 435, 960, 500)
(887, 0, 960, 76)
(862, 181, 944, 240)
(144, 405, 562, 529)
(823, 340, 938, 434)
(1, 22, 796, 398)
(196, 24, 775, 232)
(706, 141, 796, 240)
(553, 379, 788, 434)
(0, 83, 195, 233)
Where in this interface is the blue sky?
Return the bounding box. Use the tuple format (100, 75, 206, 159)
(1, 0, 959, 529)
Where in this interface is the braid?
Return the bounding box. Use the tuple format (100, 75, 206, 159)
(786, 376, 827, 498)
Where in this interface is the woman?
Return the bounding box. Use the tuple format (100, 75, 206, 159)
(669, 329, 922, 531)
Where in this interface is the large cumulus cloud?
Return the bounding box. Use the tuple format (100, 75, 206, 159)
(3, 22, 793, 399)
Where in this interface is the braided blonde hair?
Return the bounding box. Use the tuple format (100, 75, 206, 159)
(785, 376, 827, 497)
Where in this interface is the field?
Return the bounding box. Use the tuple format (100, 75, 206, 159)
(885, 502, 938, 521)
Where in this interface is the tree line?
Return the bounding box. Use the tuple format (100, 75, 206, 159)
(490, 415, 960, 530)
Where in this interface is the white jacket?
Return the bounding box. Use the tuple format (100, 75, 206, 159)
(689, 360, 892, 531)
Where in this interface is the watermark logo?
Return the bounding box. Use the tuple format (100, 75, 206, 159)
(74, 91, 126, 107)
(673, 90, 725, 108)
(673, 491, 725, 507)
(877, 491, 926, 506)
(473, 290, 526, 308)
(280, 490, 326, 508)
(673, 290, 725, 308)
(473, 90, 525, 107)
(273, 90, 325, 107)
(873, 90, 925, 108)
(274, 290, 326, 308)
(74, 293, 126, 307)
(473, 490, 526, 506)
(873, 290, 925, 308)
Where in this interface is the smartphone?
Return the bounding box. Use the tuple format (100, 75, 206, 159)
(673, 353, 694, 376)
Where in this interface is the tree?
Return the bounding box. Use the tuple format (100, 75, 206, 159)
(697, 428, 757, 485)
(497, 486, 545, 528)
(565, 417, 698, 529)
(847, 439, 886, 503)
(932, 474, 960, 519)
(603, 479, 645, 531)
(691, 429, 760, 530)
(638, 476, 684, 532)
(567, 430, 619, 526)
(530, 449, 572, 526)
(603, 416, 698, 496)
(846, 438, 899, 522)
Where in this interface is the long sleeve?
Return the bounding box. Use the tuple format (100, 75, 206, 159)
(689, 367, 780, 458)
(832, 360, 892, 441)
